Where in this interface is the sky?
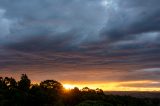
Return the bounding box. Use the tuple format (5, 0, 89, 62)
(0, 0, 160, 91)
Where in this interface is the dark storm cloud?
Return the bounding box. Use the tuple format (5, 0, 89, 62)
(0, 0, 160, 86)
(101, 0, 160, 42)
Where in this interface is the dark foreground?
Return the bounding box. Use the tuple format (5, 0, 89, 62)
(0, 74, 160, 106)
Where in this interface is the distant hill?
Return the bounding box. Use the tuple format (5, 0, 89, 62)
(105, 91, 160, 98)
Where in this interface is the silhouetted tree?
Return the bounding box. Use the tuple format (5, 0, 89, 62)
(82, 87, 90, 92)
(40, 80, 63, 90)
(6, 77, 17, 90)
(40, 80, 64, 106)
(18, 74, 31, 91)
(96, 88, 104, 95)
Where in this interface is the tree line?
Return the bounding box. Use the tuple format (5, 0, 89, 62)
(0, 74, 160, 106)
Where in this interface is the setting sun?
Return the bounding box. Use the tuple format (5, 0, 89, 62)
(63, 84, 75, 90)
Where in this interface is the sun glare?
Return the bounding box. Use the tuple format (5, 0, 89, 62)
(63, 84, 75, 90)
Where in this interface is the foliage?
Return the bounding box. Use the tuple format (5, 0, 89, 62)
(0, 74, 160, 106)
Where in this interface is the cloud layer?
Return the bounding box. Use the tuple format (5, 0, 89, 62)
(0, 0, 160, 88)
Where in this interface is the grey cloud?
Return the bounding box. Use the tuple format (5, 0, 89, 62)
(101, 0, 160, 43)
(0, 0, 107, 43)
(0, 0, 160, 83)
(0, 9, 12, 40)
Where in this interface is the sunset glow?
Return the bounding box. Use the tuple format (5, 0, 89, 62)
(62, 80, 160, 91)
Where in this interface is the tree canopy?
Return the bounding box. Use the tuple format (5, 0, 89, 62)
(0, 74, 160, 106)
